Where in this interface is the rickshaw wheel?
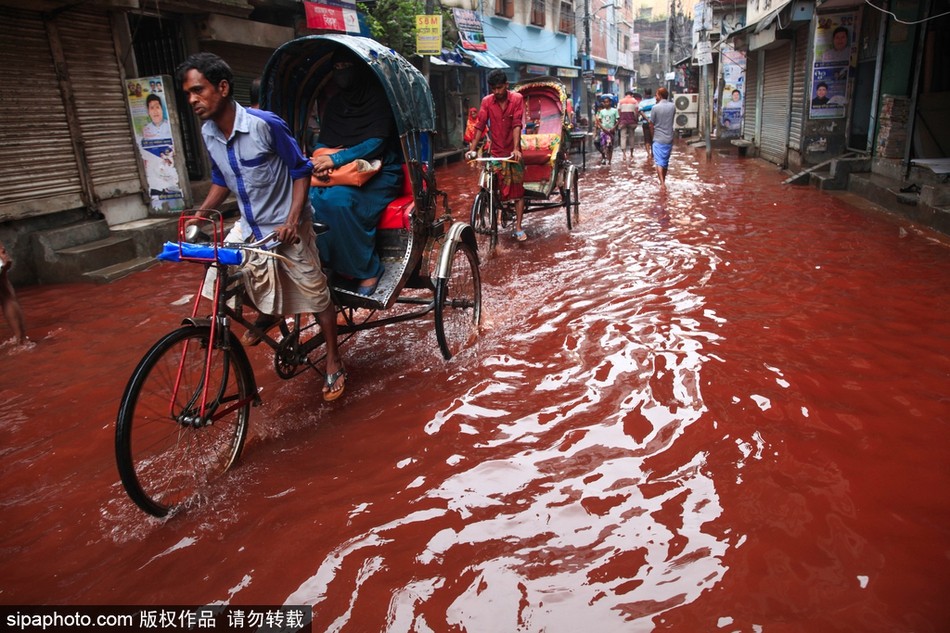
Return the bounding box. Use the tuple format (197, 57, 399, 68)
(565, 166, 580, 230)
(469, 190, 498, 253)
(435, 241, 482, 360)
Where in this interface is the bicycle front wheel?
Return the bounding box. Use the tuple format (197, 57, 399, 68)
(469, 189, 498, 254)
(116, 326, 253, 517)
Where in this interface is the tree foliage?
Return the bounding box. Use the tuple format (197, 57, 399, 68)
(359, 0, 456, 58)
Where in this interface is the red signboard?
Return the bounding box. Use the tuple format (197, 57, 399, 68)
(304, 2, 359, 33)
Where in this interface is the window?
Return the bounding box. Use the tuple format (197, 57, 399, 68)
(531, 0, 546, 26)
(558, 1, 574, 33)
(495, 0, 514, 18)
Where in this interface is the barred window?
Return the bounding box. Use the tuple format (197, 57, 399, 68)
(558, 1, 574, 33)
(531, 0, 546, 26)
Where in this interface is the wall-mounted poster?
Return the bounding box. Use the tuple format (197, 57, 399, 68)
(126, 75, 189, 213)
(719, 43, 746, 139)
(810, 12, 857, 120)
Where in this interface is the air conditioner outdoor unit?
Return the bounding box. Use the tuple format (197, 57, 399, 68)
(674, 112, 698, 129)
(674, 93, 699, 114)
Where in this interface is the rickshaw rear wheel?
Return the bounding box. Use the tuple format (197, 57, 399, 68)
(435, 241, 482, 360)
(469, 190, 498, 253)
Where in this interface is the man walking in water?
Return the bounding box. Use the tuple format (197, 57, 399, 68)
(617, 91, 640, 161)
(649, 87, 676, 188)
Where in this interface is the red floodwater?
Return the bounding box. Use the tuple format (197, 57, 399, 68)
(1, 144, 948, 632)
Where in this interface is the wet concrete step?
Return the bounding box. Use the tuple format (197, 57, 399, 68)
(84, 256, 159, 284)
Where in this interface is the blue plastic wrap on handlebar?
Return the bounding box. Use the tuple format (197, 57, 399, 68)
(156, 241, 244, 265)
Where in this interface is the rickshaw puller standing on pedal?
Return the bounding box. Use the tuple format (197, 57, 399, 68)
(465, 69, 528, 242)
(177, 52, 346, 401)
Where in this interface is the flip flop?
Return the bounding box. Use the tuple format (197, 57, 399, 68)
(240, 314, 281, 346)
(512, 229, 527, 242)
(323, 365, 346, 402)
(356, 278, 379, 296)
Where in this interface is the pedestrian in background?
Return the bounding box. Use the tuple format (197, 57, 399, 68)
(638, 88, 656, 161)
(617, 91, 640, 161)
(650, 87, 676, 188)
(595, 96, 618, 165)
(0, 242, 28, 345)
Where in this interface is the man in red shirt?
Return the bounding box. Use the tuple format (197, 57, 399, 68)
(466, 70, 527, 241)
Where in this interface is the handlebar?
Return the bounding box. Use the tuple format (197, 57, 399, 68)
(467, 154, 516, 164)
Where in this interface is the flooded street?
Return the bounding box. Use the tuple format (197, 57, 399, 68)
(2, 143, 949, 632)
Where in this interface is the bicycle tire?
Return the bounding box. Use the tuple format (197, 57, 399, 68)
(435, 241, 482, 359)
(115, 325, 253, 517)
(469, 189, 498, 254)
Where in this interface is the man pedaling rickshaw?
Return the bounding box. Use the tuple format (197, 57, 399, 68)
(465, 69, 528, 242)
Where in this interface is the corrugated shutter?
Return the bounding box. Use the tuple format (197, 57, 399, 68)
(742, 50, 758, 143)
(202, 42, 274, 108)
(57, 8, 141, 199)
(788, 25, 809, 151)
(760, 44, 791, 166)
(0, 8, 83, 220)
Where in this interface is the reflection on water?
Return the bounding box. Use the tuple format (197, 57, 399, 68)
(1, 144, 949, 631)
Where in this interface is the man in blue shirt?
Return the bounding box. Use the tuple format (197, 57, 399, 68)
(178, 53, 345, 401)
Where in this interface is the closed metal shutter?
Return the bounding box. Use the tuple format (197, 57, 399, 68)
(0, 8, 83, 220)
(57, 8, 141, 199)
(742, 50, 758, 143)
(760, 44, 792, 166)
(788, 25, 809, 151)
(202, 42, 274, 108)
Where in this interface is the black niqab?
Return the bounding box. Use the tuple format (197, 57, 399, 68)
(318, 49, 395, 150)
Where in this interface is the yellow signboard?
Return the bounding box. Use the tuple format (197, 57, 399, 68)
(416, 14, 442, 55)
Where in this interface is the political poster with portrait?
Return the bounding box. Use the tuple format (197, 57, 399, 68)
(719, 43, 746, 139)
(126, 75, 188, 213)
(810, 12, 857, 120)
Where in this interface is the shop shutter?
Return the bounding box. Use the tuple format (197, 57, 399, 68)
(788, 25, 809, 151)
(760, 43, 792, 166)
(742, 50, 758, 143)
(0, 8, 84, 221)
(202, 42, 274, 108)
(57, 8, 142, 200)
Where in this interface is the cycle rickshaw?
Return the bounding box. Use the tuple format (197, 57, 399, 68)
(115, 35, 482, 517)
(468, 76, 580, 252)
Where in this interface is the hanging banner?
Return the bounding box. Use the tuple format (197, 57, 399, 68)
(810, 11, 856, 120)
(719, 43, 746, 139)
(416, 14, 442, 55)
(304, 1, 362, 33)
(126, 76, 187, 213)
(453, 8, 487, 51)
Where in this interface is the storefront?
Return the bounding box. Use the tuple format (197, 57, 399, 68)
(0, 5, 144, 225)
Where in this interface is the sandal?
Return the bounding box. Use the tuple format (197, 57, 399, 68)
(512, 229, 527, 242)
(356, 278, 379, 296)
(323, 365, 346, 402)
(240, 314, 281, 346)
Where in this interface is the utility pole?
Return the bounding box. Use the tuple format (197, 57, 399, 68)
(583, 0, 592, 131)
(664, 0, 670, 93)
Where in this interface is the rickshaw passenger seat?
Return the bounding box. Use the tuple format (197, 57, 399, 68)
(521, 133, 560, 166)
(377, 162, 414, 230)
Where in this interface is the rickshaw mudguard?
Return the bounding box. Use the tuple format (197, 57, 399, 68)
(436, 221, 479, 278)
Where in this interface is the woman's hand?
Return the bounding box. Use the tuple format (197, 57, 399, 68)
(311, 154, 335, 176)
